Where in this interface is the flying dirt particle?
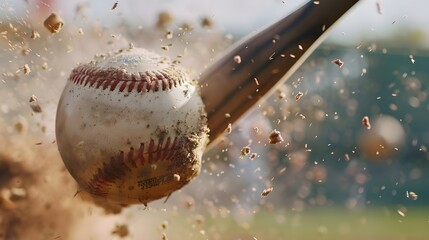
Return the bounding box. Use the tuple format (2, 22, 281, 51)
(111, 1, 119, 10)
(30, 30, 40, 39)
(195, 214, 205, 224)
(43, 13, 64, 33)
(344, 153, 350, 161)
(253, 127, 260, 134)
(276, 90, 286, 99)
(160, 220, 169, 230)
(28, 94, 37, 103)
(376, 2, 382, 14)
(406, 191, 418, 200)
(254, 77, 259, 86)
(201, 17, 213, 28)
(240, 146, 251, 157)
(23, 64, 31, 75)
(165, 31, 173, 39)
(183, 195, 195, 209)
(226, 123, 232, 134)
(42, 62, 48, 70)
(173, 174, 180, 181)
(295, 91, 303, 101)
(331, 58, 344, 68)
(261, 187, 273, 197)
(409, 55, 415, 64)
(29, 95, 42, 113)
(22, 47, 31, 55)
(233, 55, 241, 64)
(269, 129, 283, 144)
(362, 116, 371, 129)
(162, 233, 168, 240)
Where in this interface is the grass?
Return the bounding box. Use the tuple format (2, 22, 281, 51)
(166, 207, 429, 240)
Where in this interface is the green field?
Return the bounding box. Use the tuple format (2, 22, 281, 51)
(166, 207, 429, 240)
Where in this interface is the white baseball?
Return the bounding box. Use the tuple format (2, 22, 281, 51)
(56, 47, 208, 208)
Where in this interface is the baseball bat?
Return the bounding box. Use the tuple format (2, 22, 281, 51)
(200, 0, 361, 147)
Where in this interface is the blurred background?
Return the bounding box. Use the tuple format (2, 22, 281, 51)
(0, 0, 428, 239)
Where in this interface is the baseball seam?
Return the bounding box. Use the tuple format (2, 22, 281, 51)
(69, 65, 185, 93)
(87, 137, 179, 197)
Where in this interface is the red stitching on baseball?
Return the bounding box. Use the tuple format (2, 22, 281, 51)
(165, 137, 178, 161)
(156, 138, 163, 162)
(138, 143, 145, 165)
(127, 147, 136, 168)
(69, 65, 185, 93)
(162, 137, 171, 160)
(87, 151, 132, 197)
(87, 137, 181, 196)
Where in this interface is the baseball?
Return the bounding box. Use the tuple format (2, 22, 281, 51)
(55, 47, 209, 208)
